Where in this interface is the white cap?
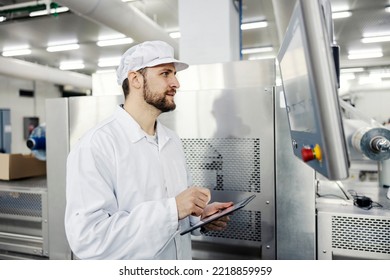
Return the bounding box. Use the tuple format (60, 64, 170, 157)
(116, 40, 189, 85)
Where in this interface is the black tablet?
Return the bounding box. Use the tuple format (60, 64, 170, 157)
(180, 194, 256, 235)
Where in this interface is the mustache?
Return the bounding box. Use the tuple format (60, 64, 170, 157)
(166, 89, 176, 95)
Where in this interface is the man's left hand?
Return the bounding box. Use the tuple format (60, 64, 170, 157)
(201, 201, 233, 231)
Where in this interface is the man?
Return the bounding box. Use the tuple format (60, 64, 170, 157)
(65, 41, 233, 260)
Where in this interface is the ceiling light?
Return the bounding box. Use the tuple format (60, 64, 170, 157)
(241, 46, 273, 54)
(386, 6, 390, 12)
(97, 37, 134, 47)
(248, 55, 276, 60)
(361, 35, 390, 43)
(47, 43, 79, 52)
(169, 32, 181, 39)
(29, 7, 69, 17)
(0, 16, 6, 22)
(122, 0, 141, 2)
(98, 57, 121, 67)
(340, 67, 365, 73)
(98, 34, 125, 41)
(332, 11, 352, 19)
(95, 69, 117, 74)
(2, 48, 32, 57)
(348, 49, 383, 60)
(59, 61, 85, 70)
(241, 21, 268, 30)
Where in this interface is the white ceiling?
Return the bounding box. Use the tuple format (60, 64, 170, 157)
(0, 0, 389, 80)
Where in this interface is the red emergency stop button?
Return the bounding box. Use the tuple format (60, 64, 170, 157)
(301, 147, 315, 162)
(301, 144, 322, 162)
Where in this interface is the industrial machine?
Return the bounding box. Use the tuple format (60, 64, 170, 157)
(277, 0, 390, 260)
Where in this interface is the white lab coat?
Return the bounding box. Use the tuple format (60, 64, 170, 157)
(65, 106, 200, 259)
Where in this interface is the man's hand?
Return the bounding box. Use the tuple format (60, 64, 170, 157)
(202, 201, 234, 231)
(175, 186, 211, 220)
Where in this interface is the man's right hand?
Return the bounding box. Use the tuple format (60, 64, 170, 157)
(175, 186, 211, 220)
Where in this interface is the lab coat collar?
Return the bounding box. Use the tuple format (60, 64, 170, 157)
(115, 105, 171, 149)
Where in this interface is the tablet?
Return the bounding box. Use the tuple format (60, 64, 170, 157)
(180, 194, 256, 235)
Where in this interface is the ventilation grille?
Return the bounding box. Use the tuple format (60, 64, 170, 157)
(332, 215, 390, 254)
(0, 191, 42, 218)
(182, 138, 261, 193)
(203, 210, 262, 242)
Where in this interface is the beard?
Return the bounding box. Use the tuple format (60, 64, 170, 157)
(143, 80, 176, 113)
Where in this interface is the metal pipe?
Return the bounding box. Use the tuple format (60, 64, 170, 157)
(56, 0, 179, 53)
(0, 56, 92, 89)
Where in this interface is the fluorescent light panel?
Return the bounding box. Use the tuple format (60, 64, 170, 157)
(95, 69, 117, 74)
(248, 55, 276, 60)
(386, 6, 390, 12)
(348, 49, 383, 60)
(2, 48, 31, 57)
(98, 57, 121, 67)
(47, 43, 79, 52)
(361, 35, 390, 43)
(332, 11, 352, 19)
(98, 34, 125, 41)
(241, 21, 268, 30)
(60, 60, 84, 70)
(340, 67, 365, 73)
(97, 37, 133, 47)
(242, 46, 273, 54)
(29, 7, 69, 17)
(0, 16, 6, 22)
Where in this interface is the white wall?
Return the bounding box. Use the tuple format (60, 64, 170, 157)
(0, 75, 61, 153)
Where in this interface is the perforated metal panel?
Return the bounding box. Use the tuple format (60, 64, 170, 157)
(182, 138, 261, 193)
(203, 210, 262, 242)
(0, 191, 42, 218)
(182, 138, 263, 245)
(332, 215, 390, 255)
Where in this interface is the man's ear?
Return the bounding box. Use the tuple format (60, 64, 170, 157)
(128, 71, 143, 89)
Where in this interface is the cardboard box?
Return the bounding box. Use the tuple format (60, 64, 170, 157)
(0, 153, 46, 180)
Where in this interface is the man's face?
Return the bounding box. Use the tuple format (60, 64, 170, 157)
(141, 63, 180, 113)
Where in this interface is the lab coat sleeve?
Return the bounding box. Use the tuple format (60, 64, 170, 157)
(64, 133, 180, 260)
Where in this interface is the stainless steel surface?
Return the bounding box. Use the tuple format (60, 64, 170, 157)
(46, 95, 122, 259)
(46, 98, 71, 259)
(274, 70, 317, 260)
(160, 60, 276, 259)
(0, 177, 48, 258)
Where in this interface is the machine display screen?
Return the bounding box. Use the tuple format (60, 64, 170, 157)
(279, 20, 316, 134)
(277, 0, 349, 180)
